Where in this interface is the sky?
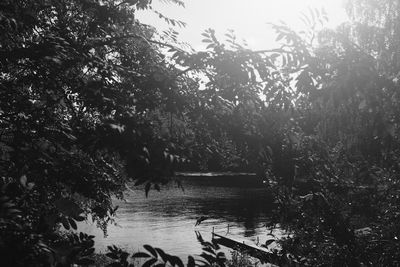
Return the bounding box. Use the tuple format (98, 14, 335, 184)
(137, 0, 349, 51)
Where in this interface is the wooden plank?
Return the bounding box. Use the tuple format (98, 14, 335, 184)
(212, 232, 280, 265)
(175, 172, 257, 177)
(212, 232, 270, 254)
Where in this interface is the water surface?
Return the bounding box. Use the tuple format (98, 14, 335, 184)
(83, 176, 276, 257)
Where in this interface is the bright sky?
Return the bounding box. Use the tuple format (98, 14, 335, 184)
(137, 0, 349, 50)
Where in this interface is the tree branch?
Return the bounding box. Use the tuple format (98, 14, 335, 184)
(89, 34, 186, 53)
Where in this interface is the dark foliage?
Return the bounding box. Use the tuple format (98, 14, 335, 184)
(2, 0, 400, 266)
(0, 0, 190, 265)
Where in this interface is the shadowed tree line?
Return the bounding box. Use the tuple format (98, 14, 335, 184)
(1, 0, 400, 266)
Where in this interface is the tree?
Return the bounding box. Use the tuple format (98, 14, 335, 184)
(0, 0, 194, 265)
(262, 2, 400, 265)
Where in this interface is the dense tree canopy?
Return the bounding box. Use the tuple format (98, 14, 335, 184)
(0, 0, 194, 265)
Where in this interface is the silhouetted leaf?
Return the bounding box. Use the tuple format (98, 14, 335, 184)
(203, 247, 216, 255)
(75, 215, 85, 221)
(60, 216, 70, 230)
(106, 252, 120, 260)
(132, 252, 151, 258)
(168, 255, 184, 267)
(143, 258, 157, 267)
(200, 253, 214, 264)
(187, 256, 195, 267)
(83, 247, 95, 256)
(68, 217, 77, 230)
(264, 239, 275, 247)
(144, 245, 158, 257)
(154, 247, 168, 262)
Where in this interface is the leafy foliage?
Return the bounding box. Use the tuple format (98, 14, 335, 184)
(105, 242, 225, 267)
(0, 0, 193, 265)
(3, 0, 400, 266)
(257, 1, 400, 266)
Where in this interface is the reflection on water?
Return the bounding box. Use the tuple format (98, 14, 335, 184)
(82, 176, 275, 257)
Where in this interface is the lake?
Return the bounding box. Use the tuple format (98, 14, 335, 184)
(82, 174, 278, 259)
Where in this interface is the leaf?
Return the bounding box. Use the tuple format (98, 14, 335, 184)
(132, 252, 151, 258)
(206, 43, 215, 50)
(144, 244, 158, 257)
(107, 245, 116, 253)
(7, 208, 21, 214)
(276, 33, 284, 42)
(300, 13, 310, 27)
(195, 259, 209, 266)
(216, 251, 225, 258)
(203, 247, 216, 255)
(26, 182, 35, 190)
(154, 247, 168, 262)
(68, 217, 77, 230)
(20, 175, 27, 187)
(61, 216, 70, 230)
(109, 124, 125, 133)
(282, 54, 287, 66)
(187, 256, 195, 267)
(106, 252, 120, 260)
(143, 258, 158, 267)
(168, 255, 184, 267)
(199, 253, 214, 264)
(83, 247, 95, 256)
(264, 239, 275, 247)
(75, 215, 85, 222)
(270, 53, 280, 60)
(143, 147, 150, 157)
(63, 132, 77, 141)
